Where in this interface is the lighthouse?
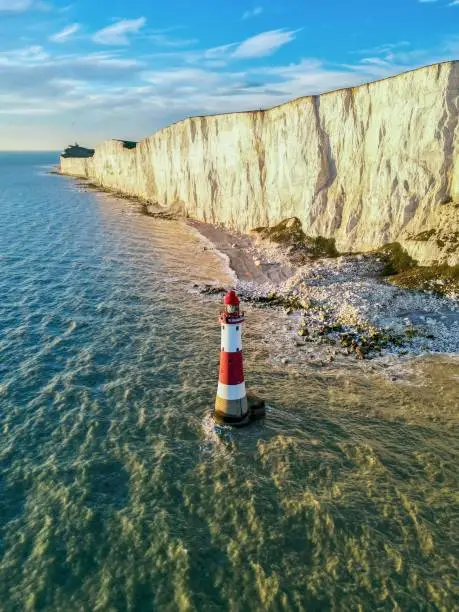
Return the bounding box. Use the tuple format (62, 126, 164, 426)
(214, 290, 265, 426)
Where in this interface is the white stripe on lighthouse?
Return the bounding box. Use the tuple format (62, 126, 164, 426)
(217, 382, 246, 400)
(221, 324, 242, 353)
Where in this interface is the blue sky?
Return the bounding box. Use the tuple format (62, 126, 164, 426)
(0, 0, 458, 150)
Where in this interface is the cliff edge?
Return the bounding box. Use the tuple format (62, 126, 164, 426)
(60, 61, 459, 266)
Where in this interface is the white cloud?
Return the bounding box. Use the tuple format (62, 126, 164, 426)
(0, 45, 49, 64)
(0, 0, 32, 10)
(93, 17, 146, 45)
(49, 23, 80, 43)
(418, 0, 440, 3)
(352, 41, 431, 67)
(202, 59, 227, 68)
(242, 6, 263, 20)
(353, 41, 410, 56)
(143, 30, 301, 66)
(360, 57, 391, 66)
(204, 43, 237, 59)
(147, 33, 198, 48)
(0, 0, 51, 11)
(253, 59, 382, 97)
(142, 67, 223, 87)
(448, 0, 459, 5)
(232, 29, 299, 59)
(0, 31, 458, 149)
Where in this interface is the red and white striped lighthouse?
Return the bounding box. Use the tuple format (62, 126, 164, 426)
(215, 290, 249, 424)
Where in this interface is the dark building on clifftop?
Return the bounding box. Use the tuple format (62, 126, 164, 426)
(61, 143, 95, 159)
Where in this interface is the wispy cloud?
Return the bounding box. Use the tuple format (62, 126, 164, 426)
(1, 25, 457, 149)
(93, 17, 146, 45)
(0, 0, 50, 11)
(242, 6, 263, 20)
(49, 23, 80, 43)
(352, 37, 459, 69)
(146, 29, 300, 66)
(351, 40, 433, 67)
(147, 33, 198, 48)
(353, 41, 410, 56)
(142, 67, 227, 90)
(0, 0, 32, 11)
(418, 0, 440, 3)
(204, 43, 237, 60)
(448, 0, 459, 5)
(0, 45, 49, 64)
(232, 29, 299, 59)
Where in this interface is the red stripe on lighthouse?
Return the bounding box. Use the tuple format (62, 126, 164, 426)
(219, 351, 245, 385)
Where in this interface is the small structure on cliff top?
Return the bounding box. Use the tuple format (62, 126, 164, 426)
(61, 143, 95, 159)
(115, 139, 137, 150)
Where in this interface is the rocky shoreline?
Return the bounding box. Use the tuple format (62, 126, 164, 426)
(193, 219, 459, 360)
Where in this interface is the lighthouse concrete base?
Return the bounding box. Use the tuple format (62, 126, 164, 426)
(214, 391, 265, 427)
(214, 395, 249, 427)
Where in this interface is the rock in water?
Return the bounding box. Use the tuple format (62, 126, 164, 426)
(247, 391, 266, 420)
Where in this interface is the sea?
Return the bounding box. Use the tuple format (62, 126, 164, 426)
(0, 152, 458, 611)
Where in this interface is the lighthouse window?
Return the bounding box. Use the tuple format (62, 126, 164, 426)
(236, 326, 239, 330)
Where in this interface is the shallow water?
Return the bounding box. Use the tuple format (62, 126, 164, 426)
(0, 153, 458, 611)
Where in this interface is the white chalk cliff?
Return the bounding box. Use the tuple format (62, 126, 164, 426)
(60, 61, 459, 266)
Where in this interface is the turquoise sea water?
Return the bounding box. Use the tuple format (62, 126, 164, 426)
(0, 153, 458, 611)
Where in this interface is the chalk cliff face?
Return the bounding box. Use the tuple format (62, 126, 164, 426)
(60, 61, 459, 265)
